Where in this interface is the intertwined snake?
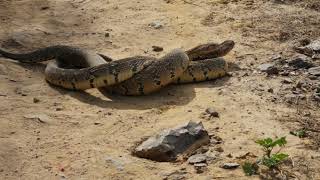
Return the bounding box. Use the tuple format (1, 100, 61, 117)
(0, 40, 234, 95)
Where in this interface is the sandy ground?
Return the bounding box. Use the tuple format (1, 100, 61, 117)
(0, 0, 320, 179)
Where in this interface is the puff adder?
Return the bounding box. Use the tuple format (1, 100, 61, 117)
(0, 40, 234, 95)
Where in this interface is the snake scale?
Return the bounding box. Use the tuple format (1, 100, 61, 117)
(0, 40, 234, 95)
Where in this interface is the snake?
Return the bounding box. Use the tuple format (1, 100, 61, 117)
(0, 40, 234, 95)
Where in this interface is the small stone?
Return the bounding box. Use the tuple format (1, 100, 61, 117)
(33, 97, 40, 103)
(205, 108, 219, 118)
(265, 66, 279, 75)
(187, 154, 207, 164)
(282, 78, 293, 84)
(279, 71, 289, 76)
(226, 154, 233, 158)
(220, 162, 240, 169)
(257, 63, 275, 72)
(267, 88, 274, 93)
(152, 46, 163, 52)
(288, 55, 314, 69)
(294, 39, 320, 58)
(308, 75, 318, 80)
(55, 107, 63, 111)
(270, 54, 282, 61)
(23, 114, 51, 124)
(105, 156, 130, 171)
(308, 67, 320, 76)
(94, 122, 102, 125)
(159, 170, 187, 180)
(149, 21, 163, 29)
(194, 163, 207, 174)
(284, 94, 297, 104)
(40, 6, 50, 10)
(215, 147, 224, 152)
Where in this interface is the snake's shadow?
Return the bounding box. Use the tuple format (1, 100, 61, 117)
(56, 85, 197, 110)
(10, 61, 237, 110)
(49, 76, 231, 110)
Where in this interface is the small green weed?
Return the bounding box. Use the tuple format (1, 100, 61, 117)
(242, 137, 290, 176)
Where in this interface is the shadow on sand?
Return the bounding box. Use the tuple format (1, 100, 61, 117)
(4, 59, 239, 110)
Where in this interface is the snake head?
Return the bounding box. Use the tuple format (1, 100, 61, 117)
(218, 40, 235, 56)
(186, 40, 235, 61)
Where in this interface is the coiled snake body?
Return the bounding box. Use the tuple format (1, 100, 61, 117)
(0, 40, 234, 95)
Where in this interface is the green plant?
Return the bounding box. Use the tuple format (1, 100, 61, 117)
(242, 162, 258, 176)
(290, 129, 306, 138)
(255, 137, 289, 168)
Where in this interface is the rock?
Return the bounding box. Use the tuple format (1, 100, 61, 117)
(149, 21, 163, 29)
(194, 163, 207, 174)
(55, 107, 63, 111)
(33, 97, 40, 103)
(308, 75, 318, 80)
(257, 63, 278, 75)
(267, 88, 274, 93)
(279, 71, 289, 76)
(133, 121, 210, 162)
(313, 94, 320, 102)
(288, 55, 314, 69)
(308, 67, 320, 76)
(105, 155, 131, 171)
(23, 114, 51, 124)
(160, 169, 187, 180)
(284, 94, 296, 104)
(257, 63, 275, 72)
(40, 6, 50, 10)
(270, 54, 282, 61)
(220, 162, 240, 169)
(282, 78, 293, 84)
(187, 154, 207, 164)
(265, 66, 279, 75)
(294, 39, 320, 58)
(205, 108, 219, 118)
(152, 46, 163, 52)
(284, 94, 305, 104)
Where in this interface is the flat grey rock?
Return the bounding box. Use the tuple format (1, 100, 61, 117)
(308, 67, 320, 76)
(105, 155, 131, 171)
(133, 121, 209, 162)
(258, 63, 275, 72)
(295, 39, 320, 58)
(187, 154, 207, 164)
(288, 55, 313, 69)
(220, 162, 240, 169)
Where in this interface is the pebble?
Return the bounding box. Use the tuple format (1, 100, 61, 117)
(149, 21, 163, 29)
(152, 46, 163, 52)
(308, 67, 320, 76)
(194, 163, 207, 174)
(33, 97, 40, 103)
(257, 63, 275, 72)
(288, 55, 313, 69)
(23, 114, 51, 124)
(282, 78, 293, 84)
(205, 108, 219, 118)
(267, 88, 274, 93)
(105, 156, 130, 171)
(187, 154, 207, 164)
(220, 162, 240, 169)
(55, 107, 63, 111)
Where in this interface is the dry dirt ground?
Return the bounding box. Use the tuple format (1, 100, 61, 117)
(0, 0, 320, 179)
